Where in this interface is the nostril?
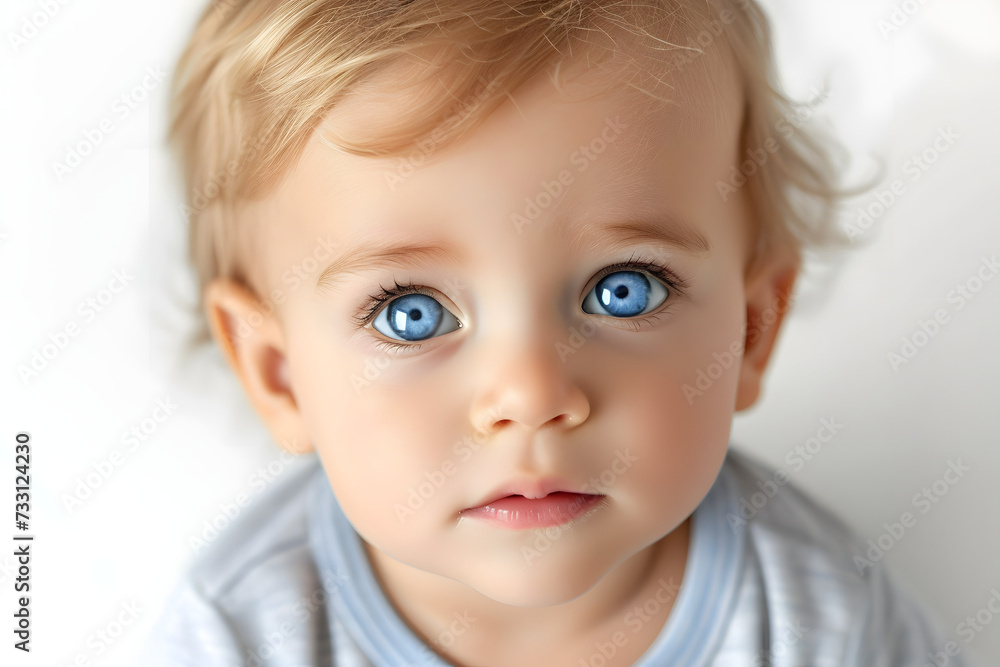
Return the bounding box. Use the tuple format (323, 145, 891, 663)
(549, 414, 572, 426)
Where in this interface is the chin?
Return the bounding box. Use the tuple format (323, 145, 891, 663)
(450, 545, 621, 608)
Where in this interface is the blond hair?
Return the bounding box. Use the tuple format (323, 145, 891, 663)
(169, 0, 846, 334)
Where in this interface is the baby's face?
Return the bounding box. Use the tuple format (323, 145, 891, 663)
(239, 52, 762, 605)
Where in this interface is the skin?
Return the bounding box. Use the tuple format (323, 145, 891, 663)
(206, 40, 798, 667)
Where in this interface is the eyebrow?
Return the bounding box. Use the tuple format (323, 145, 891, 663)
(315, 241, 463, 292)
(568, 216, 711, 257)
(315, 216, 710, 291)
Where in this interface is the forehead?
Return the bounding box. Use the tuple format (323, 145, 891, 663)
(315, 37, 743, 171)
(252, 42, 746, 268)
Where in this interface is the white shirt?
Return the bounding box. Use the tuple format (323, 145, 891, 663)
(141, 448, 984, 666)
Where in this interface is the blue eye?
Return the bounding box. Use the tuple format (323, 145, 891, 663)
(581, 270, 670, 318)
(371, 293, 462, 342)
(359, 261, 681, 350)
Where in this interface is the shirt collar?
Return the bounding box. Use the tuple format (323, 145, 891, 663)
(307, 453, 745, 666)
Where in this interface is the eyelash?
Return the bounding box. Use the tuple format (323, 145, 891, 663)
(352, 253, 688, 354)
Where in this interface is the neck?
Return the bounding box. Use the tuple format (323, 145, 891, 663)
(361, 517, 690, 663)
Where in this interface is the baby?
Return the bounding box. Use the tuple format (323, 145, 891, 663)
(144, 0, 976, 665)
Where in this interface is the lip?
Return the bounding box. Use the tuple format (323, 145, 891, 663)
(461, 478, 607, 529)
(469, 477, 592, 507)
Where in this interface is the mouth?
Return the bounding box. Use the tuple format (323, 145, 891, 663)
(459, 491, 607, 529)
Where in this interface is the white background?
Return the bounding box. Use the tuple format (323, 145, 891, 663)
(1, 0, 998, 665)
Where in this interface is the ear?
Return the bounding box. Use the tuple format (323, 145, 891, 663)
(204, 279, 315, 454)
(734, 247, 799, 412)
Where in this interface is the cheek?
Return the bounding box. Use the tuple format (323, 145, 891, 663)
(608, 287, 745, 518)
(285, 326, 460, 538)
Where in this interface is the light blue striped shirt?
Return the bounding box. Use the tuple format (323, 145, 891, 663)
(141, 448, 983, 665)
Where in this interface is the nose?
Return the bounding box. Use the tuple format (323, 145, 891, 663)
(468, 325, 592, 435)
